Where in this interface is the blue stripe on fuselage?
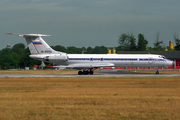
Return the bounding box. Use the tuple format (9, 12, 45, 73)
(68, 58, 166, 61)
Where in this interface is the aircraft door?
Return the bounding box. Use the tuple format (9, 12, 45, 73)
(148, 57, 154, 64)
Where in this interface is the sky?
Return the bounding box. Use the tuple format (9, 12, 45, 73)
(1, 0, 180, 50)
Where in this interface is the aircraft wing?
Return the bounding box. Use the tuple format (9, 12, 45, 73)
(53, 63, 114, 69)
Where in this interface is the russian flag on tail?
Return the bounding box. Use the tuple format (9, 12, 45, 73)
(32, 40, 42, 45)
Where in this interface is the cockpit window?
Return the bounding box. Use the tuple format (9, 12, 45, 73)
(159, 55, 166, 59)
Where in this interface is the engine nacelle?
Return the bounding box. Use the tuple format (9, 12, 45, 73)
(43, 54, 68, 62)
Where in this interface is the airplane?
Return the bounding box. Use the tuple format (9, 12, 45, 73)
(6, 33, 174, 75)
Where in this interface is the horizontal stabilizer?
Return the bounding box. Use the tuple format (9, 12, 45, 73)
(6, 33, 50, 37)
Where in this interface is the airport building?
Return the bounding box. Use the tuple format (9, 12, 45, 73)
(164, 51, 180, 69)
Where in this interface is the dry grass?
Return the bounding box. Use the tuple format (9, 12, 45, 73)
(0, 77, 180, 120)
(0, 69, 79, 75)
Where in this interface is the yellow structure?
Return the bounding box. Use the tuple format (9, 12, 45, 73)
(108, 49, 111, 54)
(108, 48, 116, 54)
(113, 49, 116, 54)
(169, 41, 174, 50)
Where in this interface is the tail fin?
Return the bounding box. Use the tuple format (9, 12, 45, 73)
(6, 33, 64, 55)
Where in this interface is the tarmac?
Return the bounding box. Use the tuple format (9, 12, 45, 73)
(0, 69, 179, 78)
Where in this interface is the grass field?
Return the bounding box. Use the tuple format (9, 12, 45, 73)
(0, 75, 180, 119)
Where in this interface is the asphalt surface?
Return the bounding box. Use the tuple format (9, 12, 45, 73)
(0, 70, 179, 77)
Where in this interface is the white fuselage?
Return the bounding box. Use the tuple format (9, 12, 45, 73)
(30, 54, 173, 68)
(67, 54, 172, 67)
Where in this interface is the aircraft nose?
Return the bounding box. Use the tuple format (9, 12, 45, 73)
(166, 59, 174, 67)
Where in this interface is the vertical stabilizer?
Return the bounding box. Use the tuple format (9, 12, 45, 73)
(24, 35, 55, 55)
(7, 33, 64, 55)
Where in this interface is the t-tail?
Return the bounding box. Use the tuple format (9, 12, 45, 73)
(6, 33, 65, 55)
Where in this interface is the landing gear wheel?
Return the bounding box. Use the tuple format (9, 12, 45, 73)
(83, 70, 89, 75)
(78, 71, 83, 75)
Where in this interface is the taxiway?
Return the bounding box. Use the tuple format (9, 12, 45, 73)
(0, 70, 179, 77)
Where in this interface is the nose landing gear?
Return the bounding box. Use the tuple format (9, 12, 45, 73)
(155, 70, 159, 74)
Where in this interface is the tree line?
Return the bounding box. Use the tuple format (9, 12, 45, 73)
(0, 33, 180, 69)
(117, 32, 180, 51)
(0, 43, 110, 69)
(118, 32, 164, 51)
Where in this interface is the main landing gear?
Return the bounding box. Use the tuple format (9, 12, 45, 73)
(78, 69, 94, 75)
